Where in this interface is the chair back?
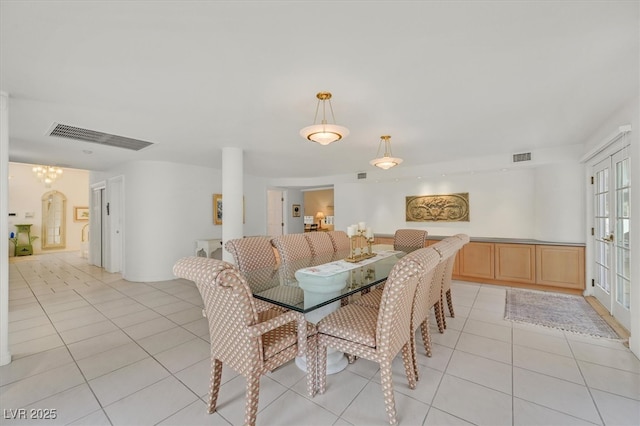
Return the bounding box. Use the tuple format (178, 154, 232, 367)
(408, 247, 444, 332)
(225, 236, 279, 293)
(304, 232, 335, 256)
(375, 247, 438, 355)
(431, 238, 459, 299)
(271, 234, 313, 284)
(393, 229, 428, 252)
(173, 257, 262, 375)
(327, 230, 351, 251)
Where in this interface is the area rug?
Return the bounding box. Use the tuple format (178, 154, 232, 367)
(505, 288, 619, 339)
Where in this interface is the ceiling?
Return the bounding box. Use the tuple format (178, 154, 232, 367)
(1, 1, 638, 178)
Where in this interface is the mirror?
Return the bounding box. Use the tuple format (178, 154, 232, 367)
(41, 190, 67, 249)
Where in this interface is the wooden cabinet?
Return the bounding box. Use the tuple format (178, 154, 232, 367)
(374, 235, 584, 293)
(454, 240, 584, 293)
(536, 245, 585, 290)
(495, 243, 536, 284)
(459, 242, 494, 280)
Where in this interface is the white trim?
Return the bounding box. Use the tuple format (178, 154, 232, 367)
(580, 124, 632, 163)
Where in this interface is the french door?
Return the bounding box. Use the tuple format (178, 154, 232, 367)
(592, 148, 631, 330)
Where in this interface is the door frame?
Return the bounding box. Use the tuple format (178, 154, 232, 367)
(583, 127, 631, 330)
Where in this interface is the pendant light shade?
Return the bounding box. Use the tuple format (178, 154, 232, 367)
(370, 135, 403, 170)
(300, 92, 349, 145)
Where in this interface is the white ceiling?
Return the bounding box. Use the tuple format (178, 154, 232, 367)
(1, 1, 638, 178)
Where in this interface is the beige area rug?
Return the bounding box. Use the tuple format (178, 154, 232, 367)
(505, 288, 620, 339)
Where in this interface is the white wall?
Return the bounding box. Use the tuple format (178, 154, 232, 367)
(8, 163, 89, 254)
(336, 169, 550, 240)
(92, 160, 269, 282)
(533, 162, 586, 242)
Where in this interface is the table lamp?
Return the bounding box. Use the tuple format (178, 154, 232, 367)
(316, 211, 325, 229)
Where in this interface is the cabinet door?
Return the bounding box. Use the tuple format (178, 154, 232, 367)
(536, 245, 585, 290)
(459, 242, 494, 279)
(495, 244, 535, 284)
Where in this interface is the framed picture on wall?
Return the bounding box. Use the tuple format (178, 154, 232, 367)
(213, 194, 223, 225)
(213, 194, 245, 225)
(292, 204, 301, 217)
(74, 206, 89, 222)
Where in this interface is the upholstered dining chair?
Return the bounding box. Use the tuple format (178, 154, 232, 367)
(316, 247, 439, 425)
(271, 234, 314, 285)
(173, 257, 316, 426)
(326, 230, 350, 252)
(393, 228, 428, 252)
(352, 245, 446, 362)
(225, 236, 285, 312)
(304, 231, 335, 257)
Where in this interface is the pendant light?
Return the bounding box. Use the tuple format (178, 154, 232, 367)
(370, 135, 403, 170)
(300, 92, 349, 145)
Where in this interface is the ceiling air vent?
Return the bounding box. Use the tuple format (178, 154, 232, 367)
(512, 152, 532, 163)
(48, 123, 154, 151)
(357, 172, 367, 180)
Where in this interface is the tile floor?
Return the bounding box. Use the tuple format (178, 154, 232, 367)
(1, 252, 639, 425)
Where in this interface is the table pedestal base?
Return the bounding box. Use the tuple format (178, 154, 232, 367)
(295, 270, 350, 375)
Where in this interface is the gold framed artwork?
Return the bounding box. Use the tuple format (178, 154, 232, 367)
(212, 194, 245, 225)
(213, 194, 223, 225)
(405, 193, 470, 222)
(73, 206, 89, 222)
(292, 204, 301, 217)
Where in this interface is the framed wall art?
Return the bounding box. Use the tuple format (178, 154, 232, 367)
(292, 204, 301, 217)
(405, 193, 470, 222)
(212, 194, 245, 225)
(213, 194, 223, 225)
(73, 206, 89, 222)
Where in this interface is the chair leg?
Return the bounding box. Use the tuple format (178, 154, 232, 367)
(379, 359, 398, 426)
(434, 301, 445, 333)
(402, 342, 417, 389)
(307, 335, 317, 398)
(420, 318, 432, 357)
(208, 358, 223, 414)
(409, 330, 419, 381)
(317, 341, 328, 394)
(244, 373, 261, 426)
(446, 289, 455, 317)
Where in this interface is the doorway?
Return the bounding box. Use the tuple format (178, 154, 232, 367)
(267, 189, 284, 237)
(592, 146, 631, 330)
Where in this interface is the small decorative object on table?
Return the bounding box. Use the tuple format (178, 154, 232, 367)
(345, 222, 375, 263)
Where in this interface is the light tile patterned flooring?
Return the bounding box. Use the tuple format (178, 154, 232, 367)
(2, 252, 639, 425)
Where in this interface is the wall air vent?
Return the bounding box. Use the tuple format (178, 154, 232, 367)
(48, 123, 154, 151)
(357, 172, 367, 180)
(512, 152, 532, 163)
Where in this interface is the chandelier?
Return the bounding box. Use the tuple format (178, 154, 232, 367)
(300, 92, 349, 145)
(370, 135, 403, 170)
(32, 165, 63, 187)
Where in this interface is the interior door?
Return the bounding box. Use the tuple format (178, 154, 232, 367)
(267, 189, 283, 237)
(592, 149, 631, 330)
(89, 187, 103, 267)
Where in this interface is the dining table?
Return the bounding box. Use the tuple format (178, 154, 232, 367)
(243, 244, 408, 374)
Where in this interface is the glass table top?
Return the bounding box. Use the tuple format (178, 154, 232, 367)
(244, 247, 407, 313)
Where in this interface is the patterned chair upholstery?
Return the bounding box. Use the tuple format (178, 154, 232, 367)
(327, 230, 351, 252)
(271, 234, 313, 285)
(440, 234, 469, 321)
(316, 247, 439, 425)
(225, 236, 286, 311)
(173, 257, 316, 426)
(304, 232, 335, 257)
(352, 246, 446, 360)
(393, 229, 428, 252)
